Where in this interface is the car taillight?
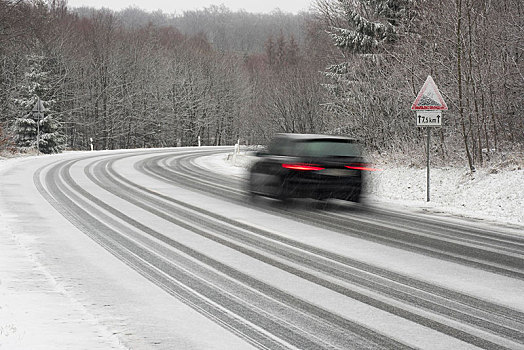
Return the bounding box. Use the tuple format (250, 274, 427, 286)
(345, 163, 382, 171)
(282, 163, 325, 171)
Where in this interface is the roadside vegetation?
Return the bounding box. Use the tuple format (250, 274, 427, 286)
(0, 0, 522, 171)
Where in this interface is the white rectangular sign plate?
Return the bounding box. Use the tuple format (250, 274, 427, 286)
(417, 111, 442, 127)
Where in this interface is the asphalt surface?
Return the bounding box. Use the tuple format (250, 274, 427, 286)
(8, 147, 524, 349)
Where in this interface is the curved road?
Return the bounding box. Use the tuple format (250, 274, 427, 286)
(2, 147, 524, 349)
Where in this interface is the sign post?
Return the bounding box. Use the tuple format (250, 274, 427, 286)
(411, 76, 447, 202)
(426, 130, 430, 201)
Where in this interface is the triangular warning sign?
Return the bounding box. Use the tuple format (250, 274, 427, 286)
(411, 75, 448, 110)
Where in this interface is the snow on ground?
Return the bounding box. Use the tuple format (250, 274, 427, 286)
(198, 150, 524, 228)
(365, 165, 524, 227)
(0, 222, 128, 350)
(0, 149, 522, 349)
(0, 153, 130, 350)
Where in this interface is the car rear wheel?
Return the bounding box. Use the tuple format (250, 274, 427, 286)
(346, 188, 361, 202)
(267, 178, 288, 201)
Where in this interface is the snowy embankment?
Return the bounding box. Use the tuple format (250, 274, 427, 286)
(366, 166, 523, 227)
(215, 150, 524, 228)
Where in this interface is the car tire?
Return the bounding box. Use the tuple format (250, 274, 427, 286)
(270, 177, 290, 202)
(347, 190, 361, 203)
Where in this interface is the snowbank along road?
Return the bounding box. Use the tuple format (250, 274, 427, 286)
(1, 147, 524, 350)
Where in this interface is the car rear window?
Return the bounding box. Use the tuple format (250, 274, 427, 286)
(292, 140, 362, 157)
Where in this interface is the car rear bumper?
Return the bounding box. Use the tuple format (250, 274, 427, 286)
(282, 177, 362, 201)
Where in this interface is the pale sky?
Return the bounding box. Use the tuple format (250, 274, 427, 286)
(66, 0, 314, 14)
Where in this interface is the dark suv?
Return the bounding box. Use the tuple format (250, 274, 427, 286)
(248, 133, 373, 202)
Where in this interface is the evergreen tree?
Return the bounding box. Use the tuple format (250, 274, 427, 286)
(327, 0, 413, 54)
(317, 0, 416, 146)
(12, 54, 63, 153)
(319, 0, 414, 77)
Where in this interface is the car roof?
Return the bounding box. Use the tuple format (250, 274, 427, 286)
(274, 133, 358, 142)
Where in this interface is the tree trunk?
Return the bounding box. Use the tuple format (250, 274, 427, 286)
(456, 0, 475, 172)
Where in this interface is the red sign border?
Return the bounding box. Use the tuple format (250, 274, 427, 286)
(411, 75, 448, 111)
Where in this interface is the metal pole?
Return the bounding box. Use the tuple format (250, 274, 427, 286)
(427, 128, 431, 202)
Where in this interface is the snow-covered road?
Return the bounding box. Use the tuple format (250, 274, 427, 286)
(1, 148, 523, 350)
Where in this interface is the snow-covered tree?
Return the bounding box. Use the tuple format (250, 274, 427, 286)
(315, 0, 417, 148)
(325, 0, 413, 52)
(317, 0, 414, 77)
(12, 54, 63, 153)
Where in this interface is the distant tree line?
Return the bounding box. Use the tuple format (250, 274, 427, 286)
(0, 0, 522, 170)
(0, 0, 316, 151)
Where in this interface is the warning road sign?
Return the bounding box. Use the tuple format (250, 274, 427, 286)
(411, 75, 448, 110)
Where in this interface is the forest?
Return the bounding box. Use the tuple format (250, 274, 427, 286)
(0, 0, 522, 171)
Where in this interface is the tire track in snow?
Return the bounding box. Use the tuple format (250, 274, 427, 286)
(123, 151, 524, 349)
(152, 151, 524, 280)
(34, 151, 409, 350)
(32, 149, 524, 349)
